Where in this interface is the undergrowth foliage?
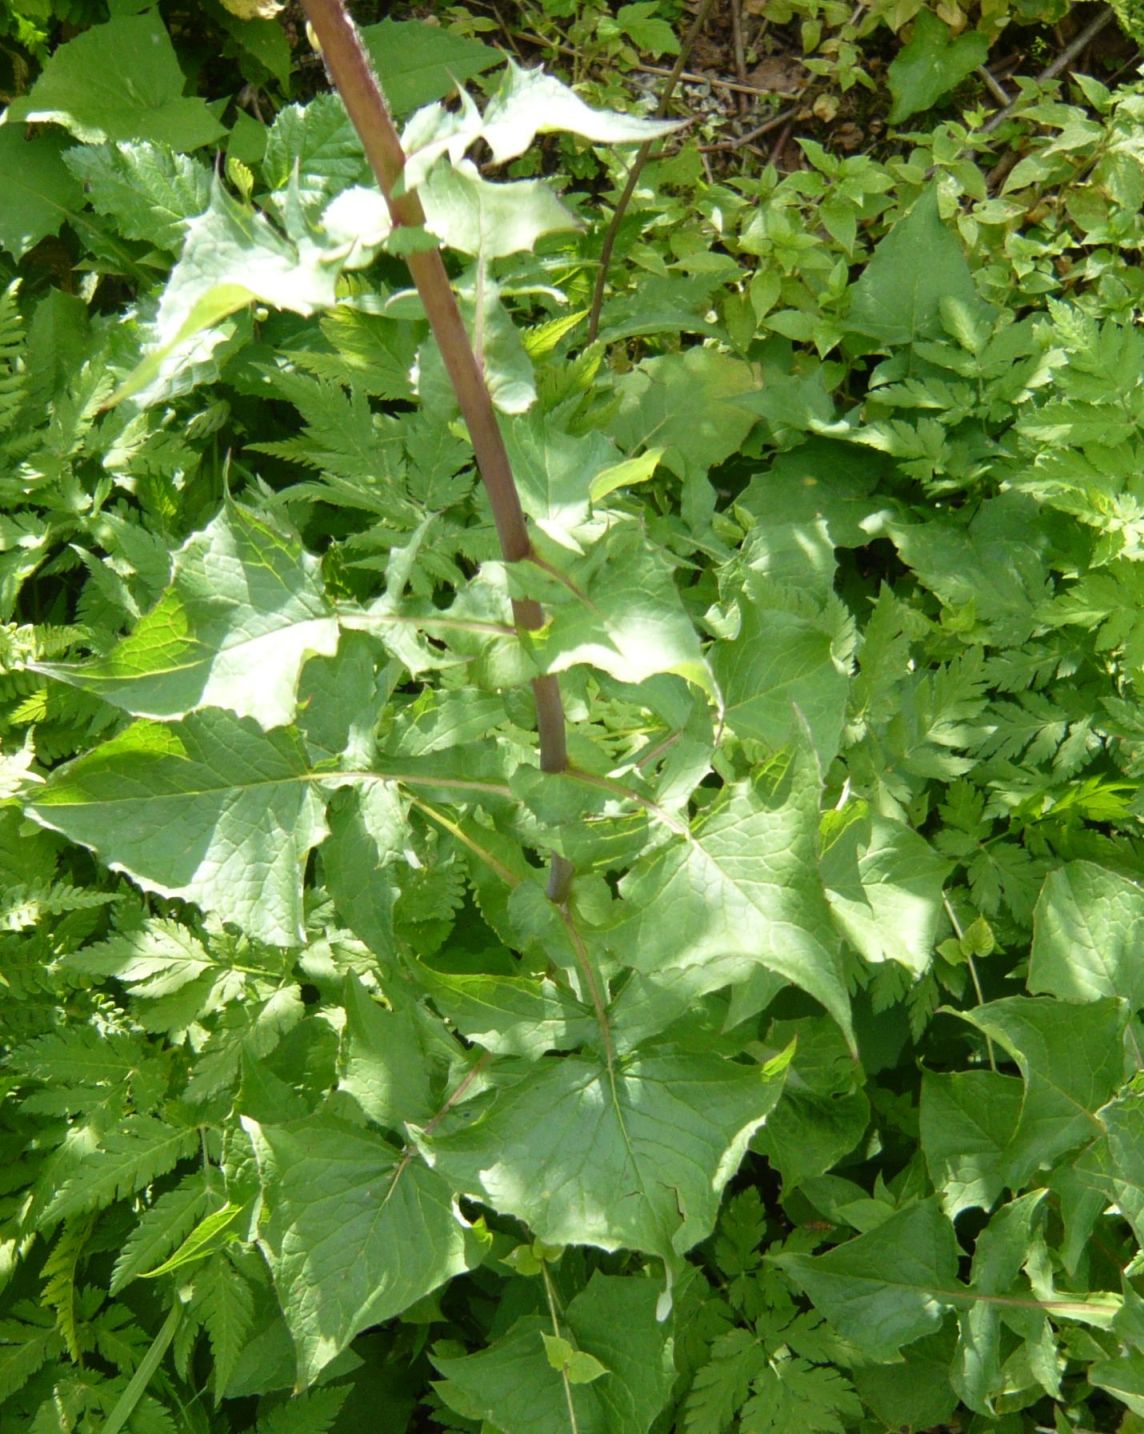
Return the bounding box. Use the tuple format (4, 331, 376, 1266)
(3, 2, 1144, 1432)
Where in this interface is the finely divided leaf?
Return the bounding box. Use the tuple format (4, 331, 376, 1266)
(39, 1116, 200, 1227)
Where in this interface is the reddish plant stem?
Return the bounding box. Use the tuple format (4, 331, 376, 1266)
(300, 0, 572, 898)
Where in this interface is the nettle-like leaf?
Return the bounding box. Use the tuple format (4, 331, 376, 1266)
(63, 143, 212, 254)
(430, 1047, 789, 1266)
(616, 735, 854, 1047)
(6, 12, 226, 150)
(0, 128, 84, 261)
(1029, 859, 1144, 1007)
(35, 502, 338, 729)
(245, 1113, 483, 1384)
(26, 711, 329, 947)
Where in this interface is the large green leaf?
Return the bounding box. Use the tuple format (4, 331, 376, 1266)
(952, 1191, 1052, 1415)
(522, 521, 711, 691)
(6, 13, 226, 149)
(429, 1048, 788, 1264)
(246, 1114, 482, 1384)
(610, 348, 759, 484)
(26, 711, 328, 947)
(712, 592, 851, 768)
(820, 811, 950, 974)
(420, 160, 579, 261)
(0, 128, 83, 261)
(887, 10, 989, 124)
(954, 996, 1128, 1187)
(774, 1199, 960, 1359)
(502, 410, 620, 543)
(920, 1070, 1024, 1217)
(337, 977, 439, 1129)
(844, 185, 980, 347)
(360, 19, 501, 116)
(35, 504, 338, 729)
(432, 1273, 674, 1434)
(113, 181, 381, 404)
(402, 60, 683, 187)
(755, 1017, 870, 1192)
(616, 737, 853, 1047)
(417, 967, 598, 1057)
(1029, 860, 1144, 1008)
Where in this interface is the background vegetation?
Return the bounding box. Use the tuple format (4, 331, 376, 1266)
(3, 1, 1144, 1431)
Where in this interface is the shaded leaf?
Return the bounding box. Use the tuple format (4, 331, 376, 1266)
(247, 1113, 481, 1384)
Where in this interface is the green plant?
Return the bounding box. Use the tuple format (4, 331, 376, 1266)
(3, 3, 1144, 1432)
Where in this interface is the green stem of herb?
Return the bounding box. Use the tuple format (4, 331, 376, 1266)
(540, 1261, 580, 1434)
(585, 0, 716, 343)
(299, 0, 571, 897)
(944, 895, 996, 1072)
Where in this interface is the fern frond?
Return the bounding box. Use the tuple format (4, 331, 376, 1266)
(191, 1252, 256, 1400)
(38, 1116, 200, 1228)
(684, 1327, 761, 1434)
(62, 918, 213, 998)
(110, 1176, 209, 1294)
(41, 1216, 95, 1362)
(0, 882, 119, 932)
(0, 1306, 62, 1402)
(256, 1387, 350, 1434)
(0, 281, 26, 441)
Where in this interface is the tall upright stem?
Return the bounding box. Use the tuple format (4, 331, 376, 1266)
(300, 0, 572, 898)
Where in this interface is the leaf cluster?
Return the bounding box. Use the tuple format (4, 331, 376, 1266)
(3, 6, 1144, 1434)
